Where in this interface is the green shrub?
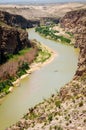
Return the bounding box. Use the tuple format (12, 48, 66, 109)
(6, 54, 13, 59)
(17, 69, 26, 77)
(17, 62, 30, 77)
(21, 62, 30, 70)
(48, 114, 53, 122)
(35, 26, 71, 44)
(79, 101, 83, 107)
(29, 112, 38, 120)
(66, 31, 73, 37)
(0, 80, 12, 93)
(55, 100, 61, 108)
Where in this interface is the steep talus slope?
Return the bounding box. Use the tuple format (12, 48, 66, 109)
(8, 9, 86, 130)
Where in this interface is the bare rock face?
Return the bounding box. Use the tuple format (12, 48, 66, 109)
(0, 25, 31, 64)
(0, 13, 32, 64)
(60, 9, 86, 77)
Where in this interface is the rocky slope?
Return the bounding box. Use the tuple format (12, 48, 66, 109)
(60, 9, 86, 78)
(7, 9, 86, 130)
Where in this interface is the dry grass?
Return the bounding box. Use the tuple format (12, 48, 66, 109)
(0, 48, 37, 81)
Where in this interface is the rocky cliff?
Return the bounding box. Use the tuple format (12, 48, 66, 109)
(0, 10, 29, 29)
(61, 9, 86, 78)
(0, 11, 40, 29)
(0, 23, 32, 64)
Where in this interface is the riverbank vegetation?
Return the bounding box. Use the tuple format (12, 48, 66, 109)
(0, 40, 52, 98)
(35, 24, 74, 45)
(34, 41, 51, 63)
(0, 46, 37, 96)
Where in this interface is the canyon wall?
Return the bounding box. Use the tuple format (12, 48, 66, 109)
(0, 10, 29, 29)
(0, 11, 39, 64)
(0, 24, 31, 64)
(0, 11, 38, 83)
(0, 11, 40, 29)
(60, 9, 86, 77)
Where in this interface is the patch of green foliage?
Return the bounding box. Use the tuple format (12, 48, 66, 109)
(35, 26, 71, 44)
(0, 62, 30, 94)
(0, 80, 12, 93)
(29, 112, 38, 120)
(48, 114, 53, 122)
(17, 62, 30, 77)
(55, 100, 61, 108)
(66, 31, 74, 37)
(35, 47, 51, 63)
(7, 48, 31, 61)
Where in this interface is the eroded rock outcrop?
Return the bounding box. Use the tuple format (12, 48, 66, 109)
(0, 24, 31, 64)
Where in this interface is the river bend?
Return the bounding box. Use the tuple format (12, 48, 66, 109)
(0, 29, 79, 130)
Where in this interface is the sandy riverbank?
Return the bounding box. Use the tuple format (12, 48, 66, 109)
(12, 42, 57, 87)
(0, 41, 57, 103)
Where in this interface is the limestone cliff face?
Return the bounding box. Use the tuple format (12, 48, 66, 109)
(60, 9, 86, 77)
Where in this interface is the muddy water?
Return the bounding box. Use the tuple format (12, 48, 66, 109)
(0, 29, 79, 130)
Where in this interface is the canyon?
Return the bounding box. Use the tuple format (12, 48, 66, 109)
(0, 3, 86, 130)
(7, 8, 86, 130)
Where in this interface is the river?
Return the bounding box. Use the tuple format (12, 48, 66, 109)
(0, 29, 79, 130)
